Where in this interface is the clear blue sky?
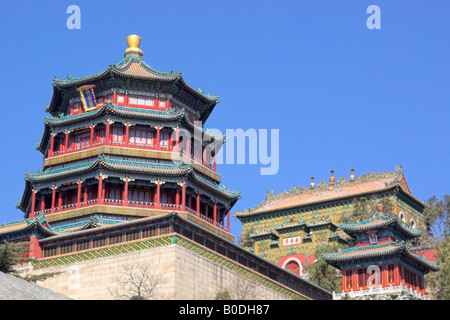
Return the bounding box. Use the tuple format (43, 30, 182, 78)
(0, 1, 449, 241)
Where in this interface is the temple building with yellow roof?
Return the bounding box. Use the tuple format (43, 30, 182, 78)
(235, 166, 427, 276)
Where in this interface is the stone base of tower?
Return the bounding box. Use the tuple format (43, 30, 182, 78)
(27, 234, 323, 300)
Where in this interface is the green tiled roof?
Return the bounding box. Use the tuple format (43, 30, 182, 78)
(340, 214, 422, 238)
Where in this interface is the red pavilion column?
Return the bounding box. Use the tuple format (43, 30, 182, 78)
(125, 123, 130, 147)
(196, 194, 200, 216)
(202, 147, 207, 167)
(174, 127, 179, 152)
(112, 91, 118, 104)
(40, 194, 45, 212)
(58, 190, 62, 209)
(30, 190, 37, 217)
(186, 138, 191, 159)
(29, 235, 42, 259)
(181, 183, 186, 211)
(76, 180, 82, 208)
(48, 133, 55, 158)
(156, 126, 161, 150)
(123, 178, 129, 206)
(89, 124, 95, 147)
(83, 185, 88, 205)
(51, 186, 56, 213)
(155, 181, 160, 209)
(227, 209, 230, 232)
(97, 175, 103, 205)
(213, 203, 217, 226)
(175, 188, 180, 207)
(64, 130, 70, 152)
(105, 121, 111, 145)
(213, 153, 217, 172)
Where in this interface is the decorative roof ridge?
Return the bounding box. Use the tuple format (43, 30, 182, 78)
(192, 173, 240, 199)
(322, 240, 405, 259)
(339, 213, 422, 237)
(112, 57, 182, 79)
(237, 167, 405, 215)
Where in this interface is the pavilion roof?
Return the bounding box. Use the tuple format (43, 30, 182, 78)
(0, 214, 57, 238)
(339, 214, 422, 239)
(49, 56, 219, 121)
(322, 240, 439, 272)
(236, 167, 424, 218)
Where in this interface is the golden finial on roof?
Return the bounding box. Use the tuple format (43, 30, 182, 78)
(350, 167, 355, 181)
(124, 34, 143, 59)
(310, 175, 315, 189)
(329, 169, 335, 184)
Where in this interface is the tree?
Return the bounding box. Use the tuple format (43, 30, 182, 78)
(108, 263, 165, 300)
(425, 236, 450, 299)
(237, 226, 255, 248)
(418, 195, 450, 300)
(340, 197, 394, 224)
(228, 275, 262, 300)
(0, 242, 31, 273)
(304, 242, 348, 293)
(0, 241, 59, 282)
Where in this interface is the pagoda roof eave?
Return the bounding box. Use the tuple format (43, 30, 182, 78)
(340, 214, 422, 238)
(323, 241, 439, 272)
(0, 214, 57, 238)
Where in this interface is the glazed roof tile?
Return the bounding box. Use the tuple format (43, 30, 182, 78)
(340, 214, 422, 238)
(323, 241, 439, 271)
(236, 167, 423, 217)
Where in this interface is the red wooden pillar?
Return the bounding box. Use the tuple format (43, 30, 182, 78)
(181, 183, 186, 211)
(89, 124, 94, 147)
(174, 127, 179, 152)
(58, 191, 62, 209)
(227, 210, 230, 232)
(29, 236, 42, 259)
(97, 175, 103, 204)
(342, 269, 347, 292)
(155, 181, 160, 209)
(202, 147, 207, 166)
(105, 121, 111, 145)
(40, 194, 45, 212)
(213, 203, 217, 226)
(83, 185, 88, 204)
(352, 268, 358, 290)
(156, 127, 161, 150)
(196, 194, 200, 216)
(48, 133, 55, 158)
(186, 138, 191, 158)
(125, 123, 130, 147)
(76, 181, 82, 208)
(175, 188, 180, 207)
(30, 190, 36, 217)
(112, 91, 118, 104)
(123, 178, 129, 205)
(64, 131, 70, 152)
(213, 153, 217, 172)
(51, 186, 56, 213)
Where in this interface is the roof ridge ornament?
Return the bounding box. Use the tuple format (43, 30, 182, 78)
(124, 34, 143, 59)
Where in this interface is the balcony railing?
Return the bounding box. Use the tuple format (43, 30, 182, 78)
(332, 284, 426, 300)
(49, 140, 215, 171)
(34, 198, 228, 231)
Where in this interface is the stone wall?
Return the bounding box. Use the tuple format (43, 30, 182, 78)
(31, 242, 295, 300)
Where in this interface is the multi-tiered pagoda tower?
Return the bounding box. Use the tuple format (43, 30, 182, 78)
(0, 35, 331, 300)
(18, 34, 239, 242)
